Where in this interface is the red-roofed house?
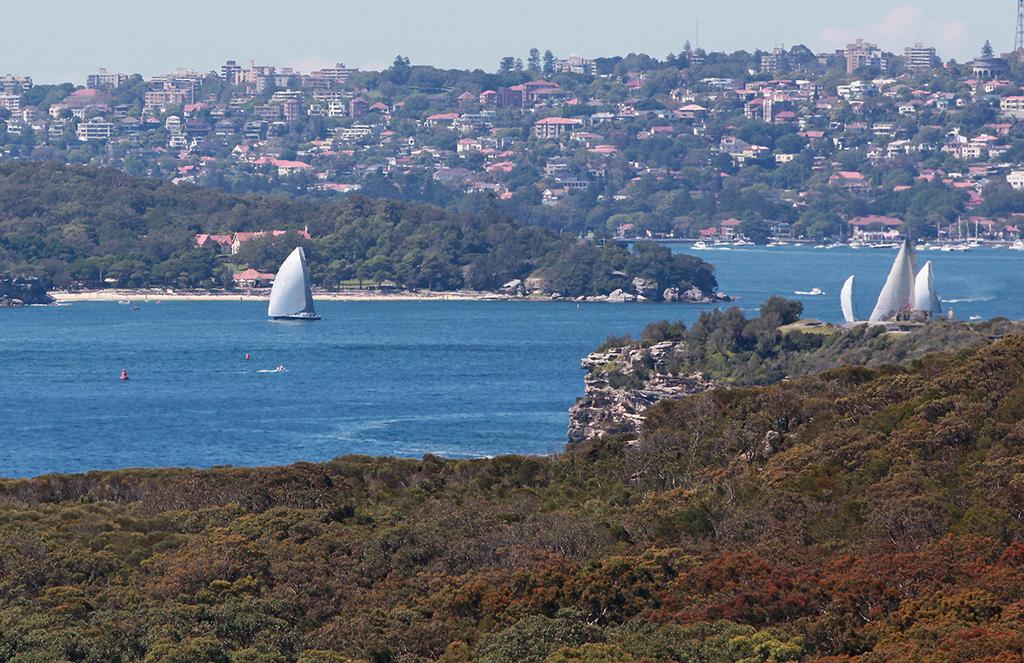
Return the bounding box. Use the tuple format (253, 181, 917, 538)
(425, 112, 460, 127)
(195, 233, 233, 254)
(719, 218, 743, 240)
(254, 157, 313, 176)
(233, 269, 276, 288)
(231, 229, 312, 255)
(849, 215, 902, 241)
(479, 90, 499, 106)
(830, 171, 867, 189)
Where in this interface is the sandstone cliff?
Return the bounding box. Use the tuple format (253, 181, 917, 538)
(568, 340, 713, 444)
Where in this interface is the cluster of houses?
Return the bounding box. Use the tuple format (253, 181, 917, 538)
(6, 41, 1024, 240)
(194, 228, 311, 287)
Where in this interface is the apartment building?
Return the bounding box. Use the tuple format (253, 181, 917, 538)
(759, 48, 790, 75)
(87, 68, 128, 89)
(310, 63, 358, 84)
(0, 94, 21, 113)
(903, 44, 940, 72)
(533, 117, 583, 139)
(0, 75, 32, 94)
(75, 119, 115, 141)
(221, 60, 243, 85)
(555, 55, 597, 76)
(845, 39, 892, 74)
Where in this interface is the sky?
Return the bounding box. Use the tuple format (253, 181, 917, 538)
(0, 0, 1015, 84)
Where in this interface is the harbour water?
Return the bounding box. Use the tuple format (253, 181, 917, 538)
(1, 245, 1021, 477)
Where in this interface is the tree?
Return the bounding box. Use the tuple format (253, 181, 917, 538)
(528, 48, 541, 73)
(982, 40, 994, 58)
(498, 56, 517, 73)
(514, 58, 524, 72)
(543, 50, 556, 76)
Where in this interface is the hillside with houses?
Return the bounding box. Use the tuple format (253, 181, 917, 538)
(2, 41, 1024, 244)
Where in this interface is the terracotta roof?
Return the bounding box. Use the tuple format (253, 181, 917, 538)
(535, 117, 583, 125)
(849, 215, 902, 227)
(233, 268, 275, 281)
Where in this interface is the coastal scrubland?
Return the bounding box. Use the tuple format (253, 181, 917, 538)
(3, 334, 1024, 661)
(594, 297, 1024, 385)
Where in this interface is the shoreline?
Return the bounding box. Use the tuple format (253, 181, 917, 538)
(51, 289, 513, 303)
(49, 289, 729, 304)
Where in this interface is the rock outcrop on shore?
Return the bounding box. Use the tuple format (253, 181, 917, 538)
(0, 277, 53, 307)
(568, 340, 714, 444)
(503, 275, 730, 304)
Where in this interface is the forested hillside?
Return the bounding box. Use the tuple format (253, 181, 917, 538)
(3, 336, 1024, 661)
(0, 161, 718, 299)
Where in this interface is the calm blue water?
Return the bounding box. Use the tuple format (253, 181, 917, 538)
(673, 244, 1018, 322)
(0, 245, 1021, 477)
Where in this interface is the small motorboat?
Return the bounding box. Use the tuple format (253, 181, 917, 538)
(692, 241, 709, 250)
(794, 288, 825, 296)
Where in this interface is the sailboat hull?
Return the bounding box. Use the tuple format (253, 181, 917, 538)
(272, 313, 321, 321)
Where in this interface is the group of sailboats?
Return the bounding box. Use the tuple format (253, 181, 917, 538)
(840, 238, 943, 324)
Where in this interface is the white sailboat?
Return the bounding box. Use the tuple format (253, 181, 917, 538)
(840, 275, 857, 324)
(268, 247, 320, 320)
(912, 261, 942, 318)
(868, 238, 916, 323)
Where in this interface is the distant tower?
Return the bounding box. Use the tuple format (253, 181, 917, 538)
(1017, 0, 1024, 52)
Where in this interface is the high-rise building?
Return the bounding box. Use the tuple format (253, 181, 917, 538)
(310, 63, 358, 84)
(845, 39, 892, 74)
(0, 75, 32, 94)
(904, 43, 940, 72)
(0, 93, 21, 112)
(87, 68, 128, 89)
(554, 55, 597, 76)
(221, 60, 243, 85)
(760, 47, 790, 75)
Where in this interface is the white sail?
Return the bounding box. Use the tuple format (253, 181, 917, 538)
(912, 261, 941, 316)
(268, 247, 319, 319)
(840, 275, 857, 323)
(869, 238, 916, 322)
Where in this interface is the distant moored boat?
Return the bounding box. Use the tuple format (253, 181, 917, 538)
(268, 247, 320, 320)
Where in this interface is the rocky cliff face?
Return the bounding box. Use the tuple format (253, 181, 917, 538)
(568, 340, 714, 444)
(0, 277, 54, 307)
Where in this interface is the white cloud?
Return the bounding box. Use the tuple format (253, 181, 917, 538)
(821, 4, 972, 58)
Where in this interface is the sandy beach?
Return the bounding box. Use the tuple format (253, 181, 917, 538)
(50, 289, 514, 303)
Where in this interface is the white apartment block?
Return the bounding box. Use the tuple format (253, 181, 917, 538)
(76, 119, 115, 141)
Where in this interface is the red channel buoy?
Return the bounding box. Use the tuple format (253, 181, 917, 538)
(120, 369, 129, 381)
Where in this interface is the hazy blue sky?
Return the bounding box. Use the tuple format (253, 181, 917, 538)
(0, 0, 1015, 83)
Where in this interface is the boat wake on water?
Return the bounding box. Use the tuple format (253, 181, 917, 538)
(257, 365, 288, 374)
(942, 297, 995, 304)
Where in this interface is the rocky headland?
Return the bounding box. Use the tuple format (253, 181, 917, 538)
(502, 276, 730, 303)
(568, 339, 714, 444)
(0, 277, 54, 307)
